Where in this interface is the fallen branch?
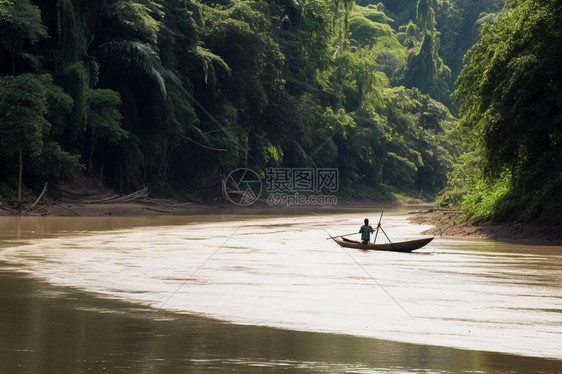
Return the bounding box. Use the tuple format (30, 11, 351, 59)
(87, 186, 149, 204)
(0, 203, 19, 215)
(23, 182, 48, 213)
(141, 198, 192, 207)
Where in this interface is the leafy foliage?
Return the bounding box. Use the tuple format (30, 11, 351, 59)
(0, 0, 47, 74)
(0, 0, 504, 205)
(0, 74, 49, 157)
(0, 73, 71, 200)
(442, 0, 562, 221)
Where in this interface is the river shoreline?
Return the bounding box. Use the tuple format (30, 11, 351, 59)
(0, 196, 404, 217)
(2, 185, 560, 245)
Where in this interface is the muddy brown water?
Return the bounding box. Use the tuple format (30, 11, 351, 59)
(1, 210, 561, 373)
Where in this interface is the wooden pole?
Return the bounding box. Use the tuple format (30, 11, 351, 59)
(373, 211, 383, 244)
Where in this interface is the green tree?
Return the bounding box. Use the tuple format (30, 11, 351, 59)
(416, 0, 435, 32)
(0, 74, 49, 202)
(86, 88, 127, 169)
(327, 0, 355, 47)
(404, 33, 435, 92)
(0, 0, 47, 74)
(400, 0, 453, 106)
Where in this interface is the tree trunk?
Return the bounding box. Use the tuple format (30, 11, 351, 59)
(17, 146, 23, 203)
(88, 135, 97, 172)
(57, 0, 62, 44)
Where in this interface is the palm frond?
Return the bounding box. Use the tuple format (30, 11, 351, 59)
(96, 40, 170, 96)
(194, 45, 231, 82)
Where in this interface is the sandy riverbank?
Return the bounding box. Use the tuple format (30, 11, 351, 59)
(0, 177, 198, 217)
(407, 208, 562, 245)
(0, 174, 418, 217)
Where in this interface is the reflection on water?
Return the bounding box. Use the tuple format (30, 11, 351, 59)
(2, 273, 561, 374)
(0, 211, 561, 373)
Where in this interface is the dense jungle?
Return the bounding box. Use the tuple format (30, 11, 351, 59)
(1, 0, 560, 222)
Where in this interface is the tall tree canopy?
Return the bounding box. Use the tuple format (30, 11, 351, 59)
(0, 0, 507, 206)
(447, 0, 562, 221)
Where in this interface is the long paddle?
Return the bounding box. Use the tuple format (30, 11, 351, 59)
(325, 232, 358, 240)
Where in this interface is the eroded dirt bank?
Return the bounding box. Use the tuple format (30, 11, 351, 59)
(408, 209, 562, 245)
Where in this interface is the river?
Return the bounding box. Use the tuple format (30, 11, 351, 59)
(0, 210, 561, 373)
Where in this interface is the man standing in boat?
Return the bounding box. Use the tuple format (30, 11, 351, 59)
(359, 218, 375, 244)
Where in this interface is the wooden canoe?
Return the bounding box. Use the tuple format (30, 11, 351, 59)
(331, 236, 433, 252)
